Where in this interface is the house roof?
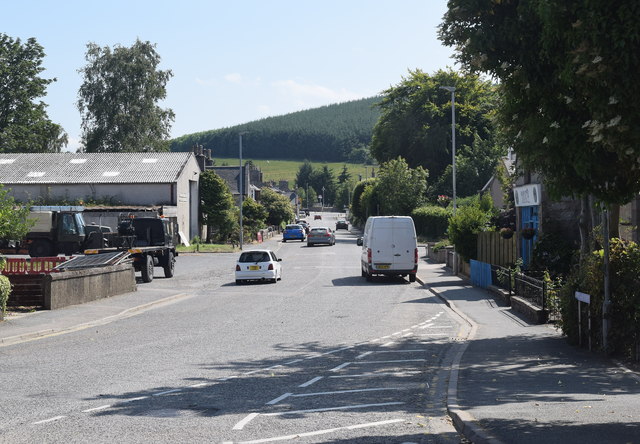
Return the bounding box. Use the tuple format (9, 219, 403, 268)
(208, 166, 241, 194)
(0, 152, 196, 184)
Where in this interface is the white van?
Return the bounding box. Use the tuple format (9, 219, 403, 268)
(356, 216, 418, 282)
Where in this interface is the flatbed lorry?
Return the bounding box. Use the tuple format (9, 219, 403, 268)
(84, 216, 177, 283)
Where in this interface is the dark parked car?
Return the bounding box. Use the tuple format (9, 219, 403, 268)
(335, 220, 348, 230)
(314, 214, 322, 220)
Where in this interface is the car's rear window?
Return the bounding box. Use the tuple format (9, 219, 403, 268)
(239, 252, 270, 262)
(285, 225, 301, 230)
(310, 228, 327, 234)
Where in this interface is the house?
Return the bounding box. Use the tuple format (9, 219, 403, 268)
(0, 152, 200, 242)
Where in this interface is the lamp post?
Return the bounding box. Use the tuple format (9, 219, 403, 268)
(440, 86, 457, 215)
(239, 132, 248, 250)
(322, 186, 325, 211)
(440, 86, 457, 274)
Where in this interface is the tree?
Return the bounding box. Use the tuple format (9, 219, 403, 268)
(242, 197, 268, 237)
(260, 187, 295, 227)
(338, 165, 351, 184)
(376, 157, 428, 215)
(200, 171, 236, 242)
(370, 68, 500, 196)
(0, 34, 67, 153)
(350, 178, 377, 226)
(311, 165, 337, 206)
(438, 0, 640, 205)
(77, 39, 174, 153)
(0, 185, 32, 240)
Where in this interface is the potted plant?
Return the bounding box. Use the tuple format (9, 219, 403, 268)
(521, 227, 536, 239)
(500, 227, 514, 239)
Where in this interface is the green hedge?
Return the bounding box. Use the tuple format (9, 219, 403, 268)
(0, 275, 10, 317)
(559, 238, 640, 360)
(411, 205, 451, 239)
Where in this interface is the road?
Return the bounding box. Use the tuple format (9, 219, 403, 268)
(0, 212, 464, 443)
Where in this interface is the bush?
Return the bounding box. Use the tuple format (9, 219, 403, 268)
(411, 205, 451, 239)
(0, 256, 10, 316)
(559, 238, 640, 359)
(448, 204, 493, 262)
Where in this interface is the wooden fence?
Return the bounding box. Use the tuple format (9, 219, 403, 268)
(477, 231, 517, 267)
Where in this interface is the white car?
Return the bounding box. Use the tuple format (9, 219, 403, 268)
(235, 249, 282, 284)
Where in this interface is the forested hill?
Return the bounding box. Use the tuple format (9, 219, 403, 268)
(170, 96, 381, 162)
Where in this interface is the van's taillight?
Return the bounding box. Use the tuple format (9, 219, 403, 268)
(414, 248, 418, 264)
(236, 265, 241, 271)
(367, 248, 372, 264)
(268, 263, 274, 270)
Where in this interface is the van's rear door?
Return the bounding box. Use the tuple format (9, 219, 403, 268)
(392, 217, 416, 270)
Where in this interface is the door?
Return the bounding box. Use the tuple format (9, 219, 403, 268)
(520, 205, 539, 269)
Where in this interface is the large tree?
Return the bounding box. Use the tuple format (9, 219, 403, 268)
(200, 170, 236, 242)
(370, 68, 500, 197)
(259, 187, 295, 227)
(376, 157, 428, 216)
(0, 34, 67, 153)
(77, 39, 174, 153)
(438, 0, 640, 205)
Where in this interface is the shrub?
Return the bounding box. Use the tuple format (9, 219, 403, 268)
(448, 204, 493, 262)
(0, 256, 10, 316)
(558, 238, 640, 359)
(411, 205, 451, 239)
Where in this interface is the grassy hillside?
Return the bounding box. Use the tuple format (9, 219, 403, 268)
(171, 97, 381, 163)
(214, 157, 377, 188)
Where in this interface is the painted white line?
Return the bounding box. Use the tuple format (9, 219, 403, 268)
(33, 415, 66, 425)
(381, 335, 391, 339)
(419, 324, 434, 329)
(266, 393, 293, 405)
(329, 370, 422, 379)
(391, 331, 403, 336)
(263, 401, 404, 417)
(153, 389, 181, 396)
(82, 404, 111, 413)
(382, 341, 396, 347)
(329, 362, 352, 372)
(299, 376, 323, 387)
(320, 346, 354, 356)
(284, 359, 302, 365)
(376, 349, 426, 354)
(402, 333, 413, 338)
(244, 370, 261, 375)
(238, 418, 405, 443)
(421, 333, 448, 336)
(357, 359, 426, 364)
(292, 387, 402, 398)
(233, 412, 260, 430)
(189, 382, 208, 388)
(220, 375, 240, 380)
(402, 328, 411, 332)
(265, 365, 283, 371)
(425, 325, 453, 328)
(355, 351, 373, 359)
(120, 396, 149, 403)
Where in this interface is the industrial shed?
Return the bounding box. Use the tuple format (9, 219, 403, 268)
(0, 152, 200, 242)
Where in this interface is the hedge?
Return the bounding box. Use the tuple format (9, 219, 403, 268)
(411, 205, 451, 239)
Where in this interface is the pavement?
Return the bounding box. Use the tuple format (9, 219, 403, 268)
(415, 256, 640, 444)
(2, 243, 640, 443)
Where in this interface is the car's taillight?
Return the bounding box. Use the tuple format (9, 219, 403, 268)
(268, 263, 274, 270)
(367, 248, 372, 264)
(236, 265, 241, 271)
(414, 248, 418, 264)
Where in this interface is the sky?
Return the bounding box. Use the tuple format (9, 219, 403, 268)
(3, 0, 456, 152)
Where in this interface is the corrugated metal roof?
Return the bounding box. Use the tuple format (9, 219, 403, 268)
(0, 152, 196, 184)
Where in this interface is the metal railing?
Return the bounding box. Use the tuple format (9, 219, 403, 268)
(2, 257, 68, 275)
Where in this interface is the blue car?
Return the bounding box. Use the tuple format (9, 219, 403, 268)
(283, 224, 305, 242)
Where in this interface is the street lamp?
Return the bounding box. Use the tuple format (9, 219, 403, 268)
(322, 186, 325, 211)
(239, 131, 248, 250)
(440, 86, 457, 215)
(440, 86, 457, 274)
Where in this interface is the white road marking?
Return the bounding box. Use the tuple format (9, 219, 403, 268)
(262, 402, 404, 417)
(33, 416, 66, 425)
(284, 359, 302, 365)
(419, 324, 434, 329)
(233, 412, 260, 430)
(329, 370, 422, 379)
(357, 359, 426, 364)
(189, 382, 208, 388)
(376, 349, 426, 354)
(382, 341, 396, 347)
(266, 393, 293, 405)
(329, 362, 352, 372)
(153, 389, 181, 396)
(291, 387, 402, 398)
(355, 351, 373, 359)
(421, 333, 448, 336)
(298, 376, 323, 387)
(221, 375, 240, 380)
(402, 333, 413, 338)
(120, 396, 149, 403)
(265, 365, 282, 371)
(237, 419, 405, 443)
(82, 404, 111, 413)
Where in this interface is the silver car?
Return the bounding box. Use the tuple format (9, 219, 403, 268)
(307, 227, 336, 246)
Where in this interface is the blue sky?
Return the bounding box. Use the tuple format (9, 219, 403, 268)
(3, 0, 455, 152)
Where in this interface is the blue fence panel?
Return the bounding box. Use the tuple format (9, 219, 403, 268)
(470, 259, 492, 289)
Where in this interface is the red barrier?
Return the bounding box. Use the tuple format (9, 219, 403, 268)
(2, 257, 68, 275)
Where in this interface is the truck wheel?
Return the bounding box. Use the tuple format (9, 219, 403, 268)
(163, 251, 175, 278)
(29, 240, 53, 257)
(141, 255, 154, 283)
